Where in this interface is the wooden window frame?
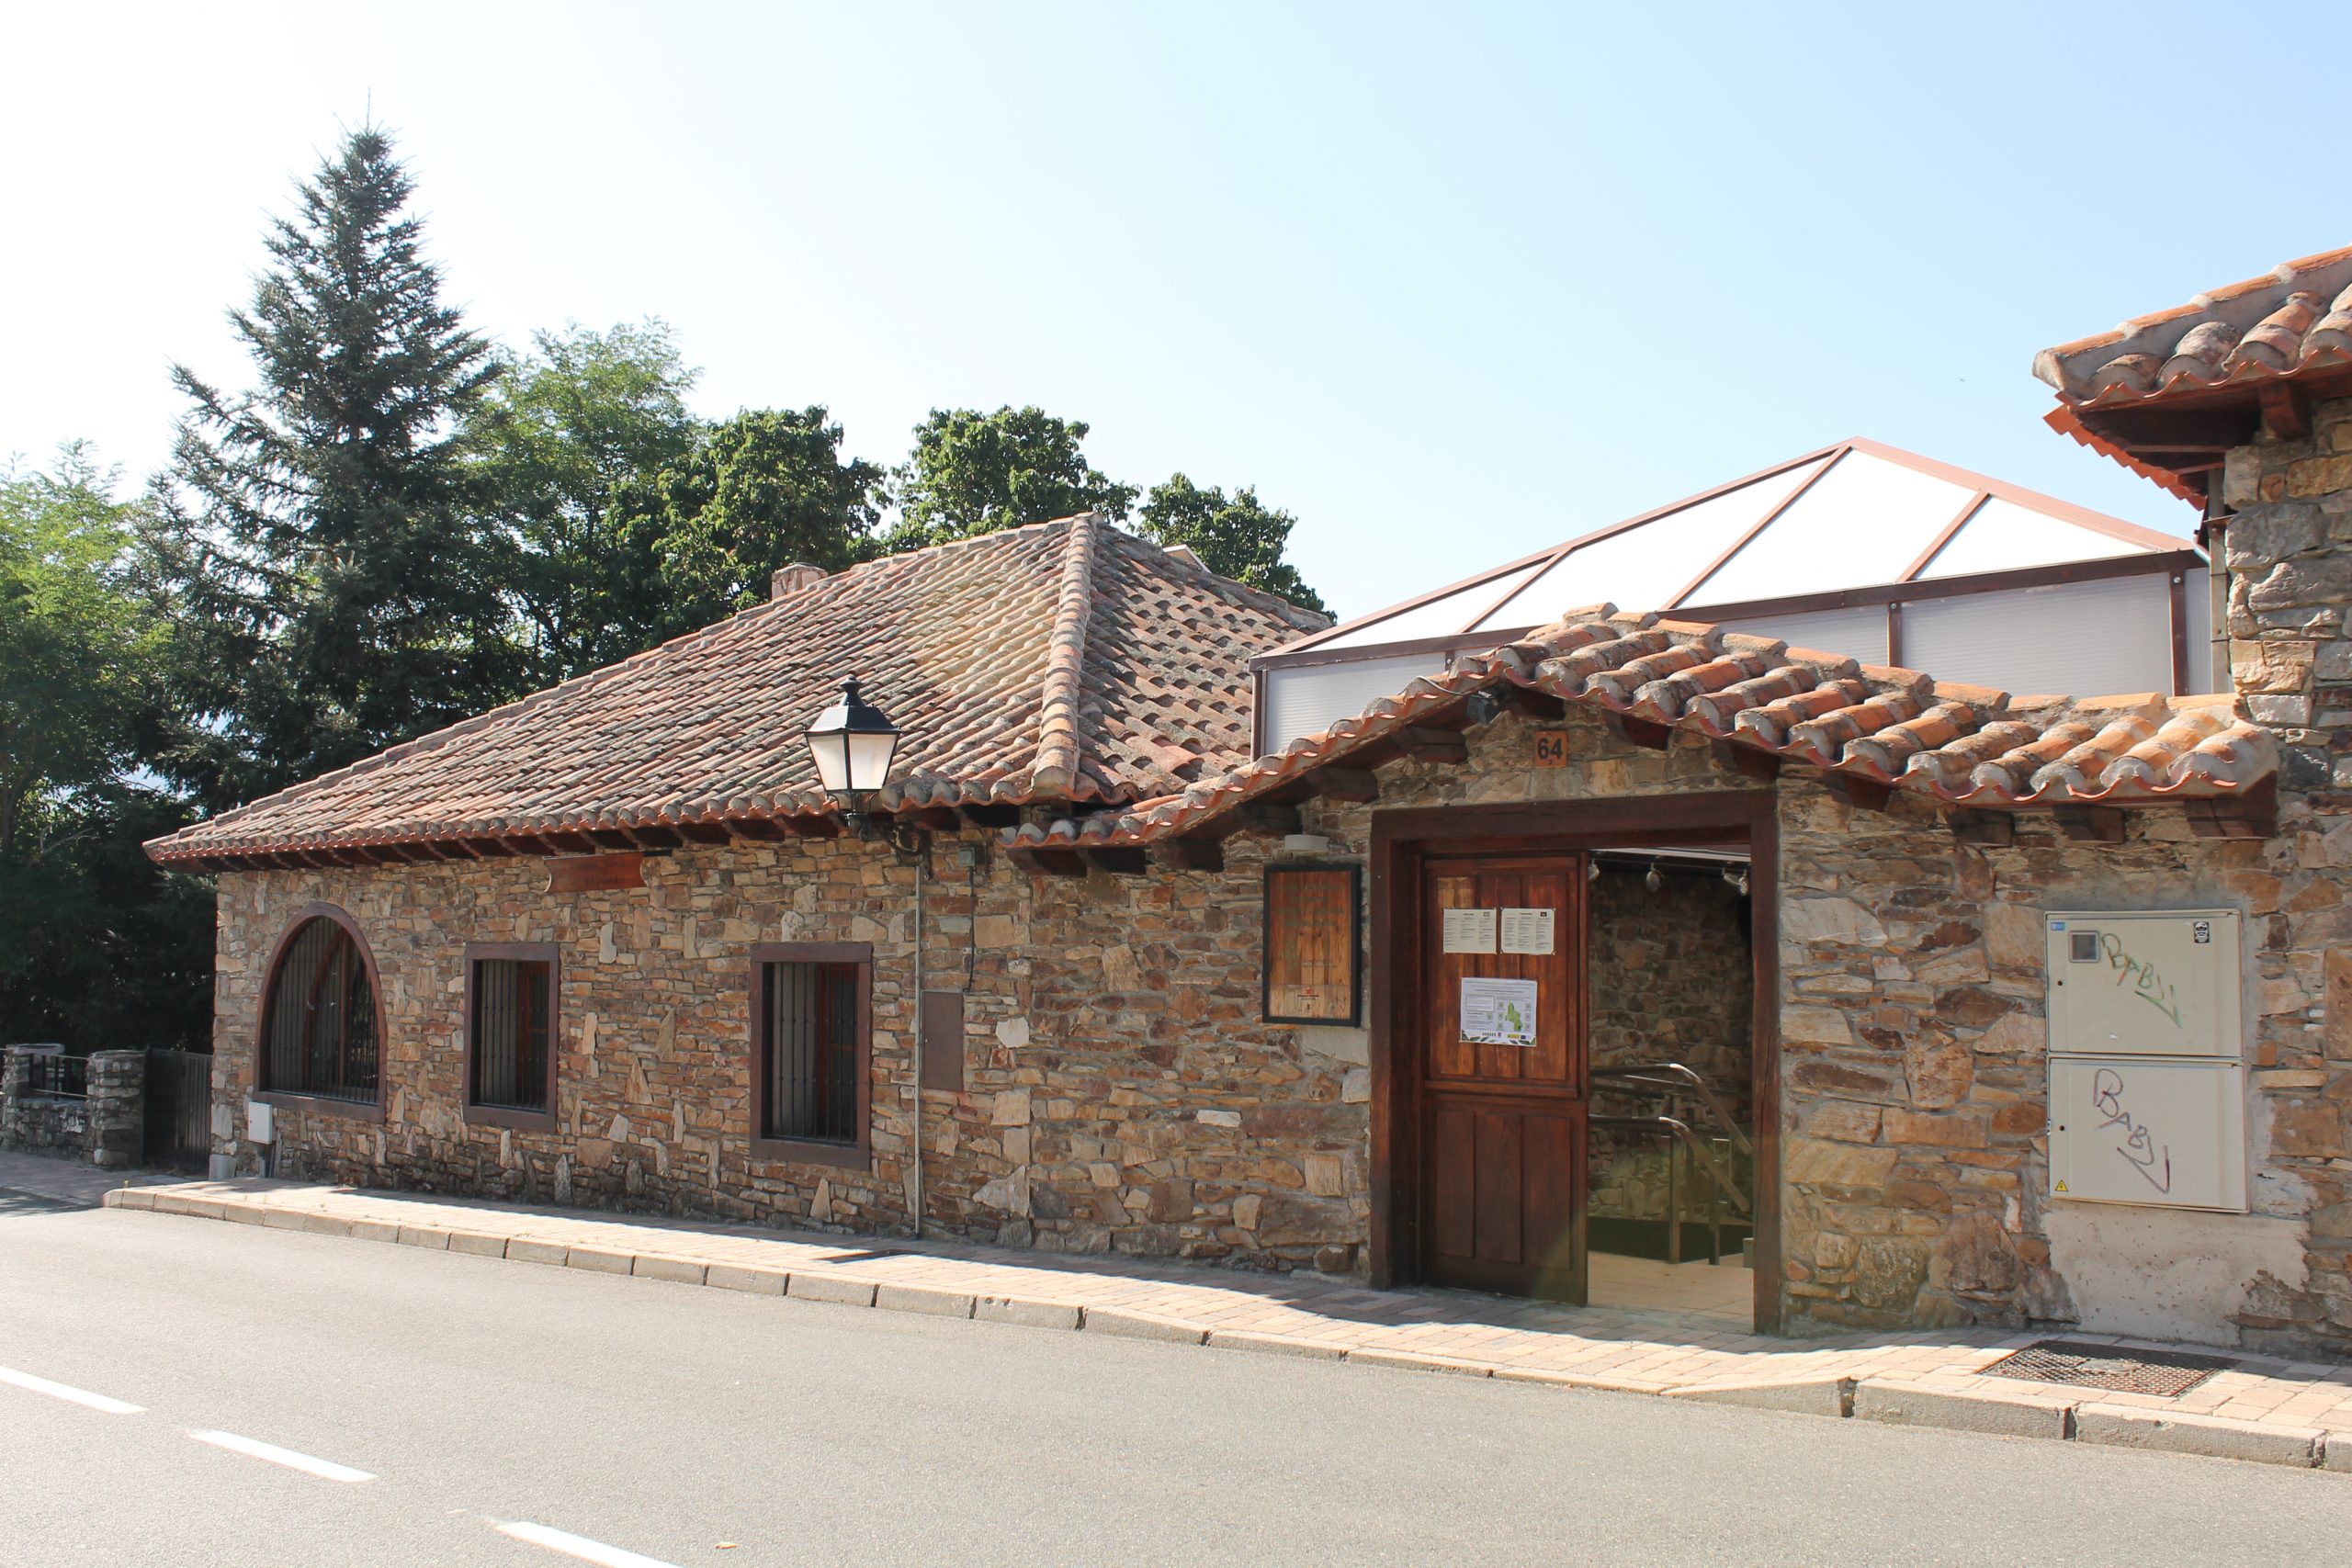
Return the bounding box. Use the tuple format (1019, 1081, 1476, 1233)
(462, 942, 560, 1133)
(1262, 863, 1363, 1026)
(252, 902, 388, 1124)
(748, 941, 873, 1171)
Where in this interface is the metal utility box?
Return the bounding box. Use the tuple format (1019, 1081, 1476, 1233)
(2045, 909, 2241, 1060)
(2048, 1056, 2248, 1213)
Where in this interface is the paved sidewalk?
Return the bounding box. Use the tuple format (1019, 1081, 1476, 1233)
(103, 1178, 2352, 1472)
(0, 1148, 178, 1208)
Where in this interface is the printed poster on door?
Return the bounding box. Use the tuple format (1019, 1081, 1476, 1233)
(1441, 907, 1498, 953)
(1499, 907, 1555, 955)
(1460, 976, 1539, 1046)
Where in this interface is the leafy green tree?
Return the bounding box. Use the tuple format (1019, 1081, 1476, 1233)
(0, 446, 169, 862)
(154, 125, 514, 810)
(888, 405, 1136, 548)
(471, 321, 701, 682)
(0, 447, 212, 1050)
(1138, 473, 1329, 615)
(635, 408, 885, 637)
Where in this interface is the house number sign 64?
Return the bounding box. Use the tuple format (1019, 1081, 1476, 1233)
(1532, 729, 1568, 768)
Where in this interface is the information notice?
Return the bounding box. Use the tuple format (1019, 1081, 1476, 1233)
(1441, 907, 1498, 954)
(1460, 976, 1539, 1046)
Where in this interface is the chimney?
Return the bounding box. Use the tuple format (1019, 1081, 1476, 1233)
(771, 563, 830, 601)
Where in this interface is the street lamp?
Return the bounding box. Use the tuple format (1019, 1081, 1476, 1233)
(804, 677, 902, 831)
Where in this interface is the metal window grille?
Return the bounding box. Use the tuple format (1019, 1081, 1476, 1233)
(763, 961, 860, 1145)
(471, 959, 550, 1111)
(263, 919, 379, 1102)
(26, 1053, 87, 1100)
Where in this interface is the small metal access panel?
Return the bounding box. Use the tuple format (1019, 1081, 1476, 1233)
(2045, 908, 2246, 1213)
(2045, 909, 2241, 1059)
(2049, 1055, 2247, 1212)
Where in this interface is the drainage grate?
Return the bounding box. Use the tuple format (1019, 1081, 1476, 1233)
(1984, 1339, 2235, 1398)
(819, 1247, 906, 1264)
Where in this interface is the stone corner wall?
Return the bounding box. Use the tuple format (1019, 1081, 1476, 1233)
(0, 1045, 145, 1167)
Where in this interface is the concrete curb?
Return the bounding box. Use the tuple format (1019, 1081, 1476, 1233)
(1852, 1381, 2075, 1439)
(101, 1190, 2351, 1473)
(1668, 1378, 1851, 1417)
(2075, 1405, 2323, 1468)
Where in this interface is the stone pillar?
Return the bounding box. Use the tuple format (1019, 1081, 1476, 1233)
(2, 1045, 47, 1150)
(2216, 396, 2352, 1347)
(85, 1050, 146, 1169)
(2218, 396, 2352, 787)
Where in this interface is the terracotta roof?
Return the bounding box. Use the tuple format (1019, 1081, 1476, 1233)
(147, 516, 1328, 870)
(1012, 607, 2276, 852)
(2034, 243, 2352, 410)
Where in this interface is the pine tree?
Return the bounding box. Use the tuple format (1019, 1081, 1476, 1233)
(156, 126, 514, 809)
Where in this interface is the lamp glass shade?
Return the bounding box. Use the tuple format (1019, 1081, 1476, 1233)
(804, 678, 901, 796)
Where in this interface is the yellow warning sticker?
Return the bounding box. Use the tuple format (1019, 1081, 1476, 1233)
(2054, 1179, 2069, 1192)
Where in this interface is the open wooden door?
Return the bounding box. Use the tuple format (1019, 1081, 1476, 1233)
(1416, 851, 1586, 1301)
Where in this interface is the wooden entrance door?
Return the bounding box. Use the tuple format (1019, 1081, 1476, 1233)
(1417, 852, 1586, 1301)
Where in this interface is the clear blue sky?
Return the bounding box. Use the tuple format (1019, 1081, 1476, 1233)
(5, 3, 2345, 621)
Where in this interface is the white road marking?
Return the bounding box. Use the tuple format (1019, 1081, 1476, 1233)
(188, 1428, 376, 1483)
(0, 1364, 143, 1414)
(495, 1521, 685, 1567)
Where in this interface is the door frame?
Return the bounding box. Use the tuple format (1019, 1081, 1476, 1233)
(1367, 793, 1782, 1332)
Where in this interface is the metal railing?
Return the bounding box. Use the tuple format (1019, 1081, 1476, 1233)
(23, 1051, 88, 1100)
(1591, 1061, 1753, 1266)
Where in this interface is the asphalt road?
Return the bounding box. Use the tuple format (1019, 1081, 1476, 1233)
(1, 1202, 2346, 1567)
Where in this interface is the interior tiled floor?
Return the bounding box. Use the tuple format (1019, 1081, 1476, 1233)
(1587, 1249, 1755, 1326)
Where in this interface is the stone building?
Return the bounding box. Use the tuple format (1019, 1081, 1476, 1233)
(153, 243, 2352, 1355)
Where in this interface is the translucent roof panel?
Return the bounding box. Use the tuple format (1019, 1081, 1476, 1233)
(1916, 496, 2157, 580)
(1472, 457, 1826, 626)
(1679, 449, 1979, 606)
(1318, 558, 1546, 649)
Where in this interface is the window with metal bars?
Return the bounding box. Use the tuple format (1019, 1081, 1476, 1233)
(468, 946, 556, 1122)
(752, 942, 870, 1166)
(260, 912, 380, 1104)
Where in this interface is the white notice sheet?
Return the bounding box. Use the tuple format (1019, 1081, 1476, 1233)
(1499, 908, 1555, 955)
(1442, 907, 1498, 954)
(1459, 976, 1539, 1046)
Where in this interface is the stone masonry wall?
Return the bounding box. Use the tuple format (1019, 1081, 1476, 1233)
(1588, 863, 1753, 1115)
(3, 1046, 146, 1167)
(211, 826, 1366, 1274)
(211, 671, 2348, 1349)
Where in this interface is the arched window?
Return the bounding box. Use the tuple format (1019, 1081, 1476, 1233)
(259, 910, 381, 1103)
